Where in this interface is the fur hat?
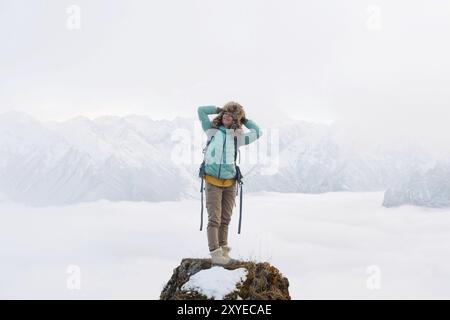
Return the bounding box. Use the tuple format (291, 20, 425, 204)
(212, 101, 246, 129)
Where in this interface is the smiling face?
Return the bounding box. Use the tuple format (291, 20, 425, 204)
(222, 112, 234, 128)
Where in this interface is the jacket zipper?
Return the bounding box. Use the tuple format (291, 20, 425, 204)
(217, 133, 226, 179)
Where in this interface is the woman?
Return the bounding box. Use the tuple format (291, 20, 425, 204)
(197, 101, 262, 265)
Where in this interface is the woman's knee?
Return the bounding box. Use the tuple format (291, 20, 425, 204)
(207, 218, 220, 228)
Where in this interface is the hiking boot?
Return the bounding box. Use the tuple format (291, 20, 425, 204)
(221, 245, 232, 259)
(210, 247, 231, 265)
(221, 245, 239, 264)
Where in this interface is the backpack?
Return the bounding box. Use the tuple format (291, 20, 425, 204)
(198, 134, 244, 234)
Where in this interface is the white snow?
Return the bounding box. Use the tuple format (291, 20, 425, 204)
(0, 111, 443, 206)
(1, 191, 450, 299)
(181, 267, 247, 299)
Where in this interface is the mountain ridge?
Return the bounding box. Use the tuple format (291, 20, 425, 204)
(0, 110, 442, 207)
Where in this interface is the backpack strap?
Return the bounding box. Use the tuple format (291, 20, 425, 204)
(199, 135, 214, 231)
(200, 176, 204, 231)
(238, 182, 243, 234)
(234, 136, 244, 234)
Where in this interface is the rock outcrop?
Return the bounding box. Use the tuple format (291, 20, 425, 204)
(160, 258, 291, 300)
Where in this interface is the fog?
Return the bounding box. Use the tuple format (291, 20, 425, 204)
(1, 0, 449, 153)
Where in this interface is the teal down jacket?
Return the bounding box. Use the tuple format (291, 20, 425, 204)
(197, 105, 262, 179)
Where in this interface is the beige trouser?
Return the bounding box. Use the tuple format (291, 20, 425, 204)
(205, 181, 237, 252)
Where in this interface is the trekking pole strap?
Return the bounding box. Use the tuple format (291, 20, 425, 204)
(238, 182, 243, 234)
(200, 177, 204, 231)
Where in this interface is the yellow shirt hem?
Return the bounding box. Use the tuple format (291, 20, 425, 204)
(204, 174, 236, 187)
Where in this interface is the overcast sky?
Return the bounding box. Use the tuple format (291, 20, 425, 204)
(1, 0, 449, 149)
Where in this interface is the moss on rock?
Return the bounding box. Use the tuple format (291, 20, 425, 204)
(160, 258, 290, 300)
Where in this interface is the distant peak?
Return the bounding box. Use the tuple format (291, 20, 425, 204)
(93, 115, 126, 124)
(0, 110, 37, 123)
(66, 115, 92, 123)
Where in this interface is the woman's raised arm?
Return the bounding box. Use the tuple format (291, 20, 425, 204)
(197, 105, 220, 132)
(239, 118, 262, 146)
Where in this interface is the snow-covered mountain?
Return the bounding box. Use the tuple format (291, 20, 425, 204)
(383, 162, 450, 208)
(0, 110, 438, 206)
(0, 111, 193, 205)
(241, 120, 434, 195)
